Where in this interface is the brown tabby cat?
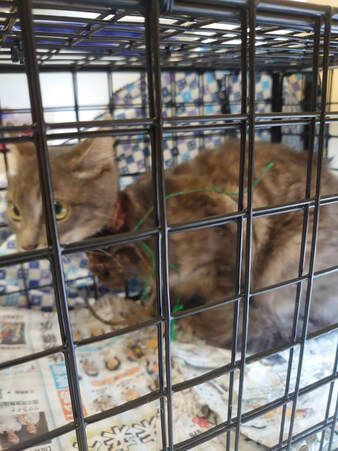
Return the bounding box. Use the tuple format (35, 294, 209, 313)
(7, 137, 338, 351)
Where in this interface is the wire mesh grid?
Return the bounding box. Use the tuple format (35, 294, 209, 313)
(0, 0, 336, 450)
(0, 0, 336, 71)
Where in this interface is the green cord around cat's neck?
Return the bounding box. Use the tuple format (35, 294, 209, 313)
(133, 161, 274, 341)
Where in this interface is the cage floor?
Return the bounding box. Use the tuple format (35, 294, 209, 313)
(0, 296, 336, 451)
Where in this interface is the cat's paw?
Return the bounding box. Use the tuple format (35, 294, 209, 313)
(87, 252, 118, 289)
(88, 253, 110, 275)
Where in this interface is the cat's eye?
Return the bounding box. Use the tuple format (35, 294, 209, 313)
(54, 200, 69, 221)
(9, 203, 21, 222)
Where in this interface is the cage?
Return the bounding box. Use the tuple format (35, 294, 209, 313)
(0, 0, 337, 450)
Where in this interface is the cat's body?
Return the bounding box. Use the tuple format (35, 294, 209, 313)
(7, 138, 338, 352)
(87, 141, 338, 351)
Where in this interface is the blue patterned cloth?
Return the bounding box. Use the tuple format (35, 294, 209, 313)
(114, 71, 306, 183)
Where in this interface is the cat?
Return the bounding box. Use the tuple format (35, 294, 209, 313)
(7, 137, 338, 352)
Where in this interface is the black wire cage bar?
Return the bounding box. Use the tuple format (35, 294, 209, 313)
(0, 0, 336, 72)
(0, 0, 336, 450)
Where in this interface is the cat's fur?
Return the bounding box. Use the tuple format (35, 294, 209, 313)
(7, 138, 338, 351)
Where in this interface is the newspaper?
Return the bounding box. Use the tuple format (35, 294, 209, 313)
(0, 302, 227, 451)
(0, 297, 337, 451)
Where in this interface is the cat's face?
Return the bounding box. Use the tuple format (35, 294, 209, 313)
(7, 137, 118, 251)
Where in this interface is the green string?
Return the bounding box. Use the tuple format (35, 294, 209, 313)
(132, 161, 275, 340)
(253, 161, 274, 188)
(170, 303, 185, 341)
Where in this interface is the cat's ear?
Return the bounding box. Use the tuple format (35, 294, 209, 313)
(7, 142, 36, 158)
(6, 142, 36, 176)
(69, 136, 116, 179)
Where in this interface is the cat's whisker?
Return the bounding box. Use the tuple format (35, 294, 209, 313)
(87, 249, 112, 258)
(96, 249, 112, 257)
